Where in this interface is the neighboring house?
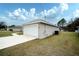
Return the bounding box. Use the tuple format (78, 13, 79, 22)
(7, 26, 22, 32)
(23, 19, 59, 39)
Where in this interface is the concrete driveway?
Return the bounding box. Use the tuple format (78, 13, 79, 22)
(0, 35, 36, 49)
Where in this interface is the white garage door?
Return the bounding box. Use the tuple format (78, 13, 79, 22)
(23, 24, 38, 38)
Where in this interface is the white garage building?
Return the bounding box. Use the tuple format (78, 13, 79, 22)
(23, 19, 59, 39)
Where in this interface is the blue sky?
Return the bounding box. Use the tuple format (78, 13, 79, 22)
(0, 3, 79, 25)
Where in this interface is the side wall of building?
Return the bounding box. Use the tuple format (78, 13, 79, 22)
(23, 23, 59, 39)
(38, 23, 59, 39)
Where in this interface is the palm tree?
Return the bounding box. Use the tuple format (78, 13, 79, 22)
(57, 18, 66, 30)
(57, 18, 66, 27)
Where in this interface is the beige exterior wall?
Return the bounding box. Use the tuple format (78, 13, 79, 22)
(23, 24, 38, 38)
(38, 23, 59, 39)
(13, 29, 22, 32)
(38, 23, 46, 38)
(23, 23, 59, 39)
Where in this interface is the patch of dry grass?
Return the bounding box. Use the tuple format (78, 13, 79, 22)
(0, 32, 79, 56)
(0, 31, 23, 37)
(0, 31, 12, 37)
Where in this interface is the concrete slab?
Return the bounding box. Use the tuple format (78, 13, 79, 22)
(0, 35, 36, 49)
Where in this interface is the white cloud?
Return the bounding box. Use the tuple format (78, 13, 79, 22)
(59, 3, 68, 12)
(9, 12, 13, 17)
(8, 3, 69, 20)
(8, 8, 38, 21)
(20, 15, 26, 20)
(40, 8, 56, 19)
(0, 16, 12, 25)
(47, 8, 56, 15)
(13, 10, 20, 17)
(40, 10, 47, 17)
(40, 3, 68, 20)
(73, 9, 79, 18)
(17, 8, 21, 13)
(40, 7, 57, 19)
(29, 8, 36, 17)
(22, 8, 26, 13)
(7, 3, 69, 24)
(25, 10, 29, 16)
(30, 8, 35, 14)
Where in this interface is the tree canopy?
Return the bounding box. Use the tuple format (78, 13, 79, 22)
(0, 22, 7, 30)
(57, 18, 66, 27)
(66, 17, 79, 31)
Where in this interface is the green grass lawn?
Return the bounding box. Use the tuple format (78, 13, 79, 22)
(0, 31, 23, 37)
(0, 32, 79, 56)
(0, 31, 12, 37)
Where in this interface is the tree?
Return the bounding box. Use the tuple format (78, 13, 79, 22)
(57, 18, 66, 27)
(0, 22, 7, 30)
(9, 25, 15, 28)
(57, 18, 66, 30)
(66, 17, 79, 31)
